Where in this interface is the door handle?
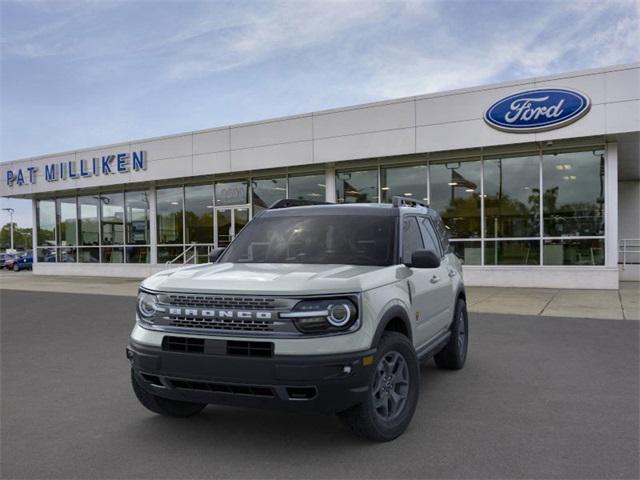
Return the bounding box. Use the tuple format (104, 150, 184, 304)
(430, 275, 440, 284)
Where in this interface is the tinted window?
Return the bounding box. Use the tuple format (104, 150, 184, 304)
(402, 217, 424, 264)
(222, 215, 396, 266)
(419, 217, 442, 256)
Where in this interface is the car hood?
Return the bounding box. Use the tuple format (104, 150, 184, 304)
(142, 262, 401, 295)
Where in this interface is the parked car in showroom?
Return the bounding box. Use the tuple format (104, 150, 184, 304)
(127, 197, 468, 441)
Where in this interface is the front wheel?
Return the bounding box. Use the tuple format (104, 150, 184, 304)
(12, 263, 19, 272)
(434, 298, 468, 370)
(338, 332, 419, 442)
(131, 370, 206, 417)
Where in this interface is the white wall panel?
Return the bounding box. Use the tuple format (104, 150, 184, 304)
(193, 151, 232, 175)
(132, 156, 193, 182)
(131, 134, 192, 161)
(314, 101, 414, 139)
(193, 128, 230, 155)
(535, 104, 607, 142)
(230, 116, 312, 150)
(606, 68, 640, 103)
(230, 141, 312, 171)
(606, 100, 640, 134)
(534, 72, 606, 105)
(314, 128, 415, 163)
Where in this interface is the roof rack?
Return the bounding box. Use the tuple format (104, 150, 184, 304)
(391, 196, 429, 209)
(269, 198, 332, 209)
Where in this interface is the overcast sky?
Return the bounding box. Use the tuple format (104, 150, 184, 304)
(1, 0, 639, 228)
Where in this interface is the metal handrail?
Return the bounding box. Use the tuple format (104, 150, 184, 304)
(619, 238, 640, 269)
(166, 243, 197, 265)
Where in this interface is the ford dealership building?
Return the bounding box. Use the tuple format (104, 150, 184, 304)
(1, 63, 638, 289)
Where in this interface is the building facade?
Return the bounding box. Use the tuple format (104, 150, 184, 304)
(2, 63, 639, 289)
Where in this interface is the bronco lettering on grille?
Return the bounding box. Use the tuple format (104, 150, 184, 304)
(167, 308, 274, 320)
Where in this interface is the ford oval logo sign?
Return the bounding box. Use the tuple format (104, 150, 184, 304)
(484, 88, 591, 133)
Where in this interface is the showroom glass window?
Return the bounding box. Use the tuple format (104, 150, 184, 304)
(484, 154, 540, 238)
(125, 190, 150, 264)
(36, 199, 57, 262)
(185, 184, 214, 244)
(288, 173, 325, 201)
(156, 187, 183, 244)
(77, 196, 100, 262)
(542, 150, 605, 237)
(100, 193, 124, 245)
(215, 181, 249, 206)
(380, 165, 428, 203)
(252, 177, 286, 212)
(56, 198, 77, 246)
(429, 159, 481, 239)
(336, 169, 378, 203)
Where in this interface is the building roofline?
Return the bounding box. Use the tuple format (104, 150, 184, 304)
(2, 61, 639, 165)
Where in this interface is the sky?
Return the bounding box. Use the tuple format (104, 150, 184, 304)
(1, 0, 639, 228)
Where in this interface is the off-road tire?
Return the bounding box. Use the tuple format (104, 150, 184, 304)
(131, 369, 206, 417)
(434, 299, 468, 370)
(338, 332, 419, 442)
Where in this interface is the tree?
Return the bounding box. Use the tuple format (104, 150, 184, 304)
(0, 223, 32, 251)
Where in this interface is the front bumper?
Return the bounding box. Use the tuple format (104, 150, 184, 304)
(127, 339, 376, 414)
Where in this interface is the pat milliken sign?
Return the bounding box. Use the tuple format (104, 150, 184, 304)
(5, 151, 147, 187)
(484, 88, 591, 133)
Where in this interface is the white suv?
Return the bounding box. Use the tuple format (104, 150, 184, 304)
(127, 197, 468, 441)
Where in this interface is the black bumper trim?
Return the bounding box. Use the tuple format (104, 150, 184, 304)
(128, 339, 375, 414)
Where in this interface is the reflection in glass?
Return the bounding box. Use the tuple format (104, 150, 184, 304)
(157, 246, 183, 264)
(381, 165, 428, 203)
(252, 177, 286, 212)
(542, 150, 605, 237)
(215, 181, 248, 206)
(288, 173, 325, 201)
(78, 247, 100, 262)
(78, 196, 100, 246)
(58, 246, 76, 263)
(185, 184, 214, 244)
(100, 193, 124, 245)
(101, 246, 124, 263)
(484, 155, 540, 238)
(216, 209, 232, 247)
(37, 200, 56, 246)
(125, 191, 150, 245)
(449, 241, 482, 265)
(543, 239, 604, 265)
(484, 240, 540, 265)
(336, 170, 378, 203)
(126, 246, 150, 264)
(430, 160, 481, 238)
(156, 187, 183, 244)
(37, 247, 56, 262)
(56, 198, 77, 246)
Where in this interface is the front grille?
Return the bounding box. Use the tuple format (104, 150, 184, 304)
(168, 379, 275, 397)
(227, 340, 274, 357)
(162, 336, 205, 353)
(165, 294, 278, 310)
(168, 316, 274, 332)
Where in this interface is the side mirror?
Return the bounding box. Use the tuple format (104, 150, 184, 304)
(208, 247, 226, 263)
(406, 249, 440, 269)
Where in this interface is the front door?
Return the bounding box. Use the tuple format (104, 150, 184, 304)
(215, 207, 250, 248)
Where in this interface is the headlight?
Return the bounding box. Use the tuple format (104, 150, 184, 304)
(281, 297, 358, 334)
(137, 291, 158, 323)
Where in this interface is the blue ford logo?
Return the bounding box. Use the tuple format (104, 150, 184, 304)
(484, 88, 591, 133)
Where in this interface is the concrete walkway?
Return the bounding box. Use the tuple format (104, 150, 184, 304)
(1, 271, 638, 320)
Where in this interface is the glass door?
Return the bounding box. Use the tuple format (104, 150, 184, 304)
(215, 207, 250, 248)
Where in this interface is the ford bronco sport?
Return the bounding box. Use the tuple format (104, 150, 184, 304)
(127, 197, 468, 441)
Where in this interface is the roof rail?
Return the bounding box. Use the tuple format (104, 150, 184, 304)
(269, 198, 332, 209)
(391, 196, 429, 209)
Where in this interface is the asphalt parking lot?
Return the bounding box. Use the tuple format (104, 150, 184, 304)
(1, 289, 639, 479)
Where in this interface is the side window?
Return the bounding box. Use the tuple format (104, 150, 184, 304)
(402, 216, 424, 264)
(419, 217, 442, 257)
(434, 216, 451, 253)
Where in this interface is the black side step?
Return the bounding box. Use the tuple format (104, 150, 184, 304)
(416, 331, 451, 361)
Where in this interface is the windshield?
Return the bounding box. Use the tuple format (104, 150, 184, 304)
(221, 214, 396, 266)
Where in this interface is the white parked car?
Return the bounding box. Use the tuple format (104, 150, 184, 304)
(127, 197, 468, 441)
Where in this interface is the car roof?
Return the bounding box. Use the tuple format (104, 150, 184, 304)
(260, 202, 438, 218)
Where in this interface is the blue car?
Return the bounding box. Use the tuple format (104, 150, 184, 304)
(13, 252, 33, 271)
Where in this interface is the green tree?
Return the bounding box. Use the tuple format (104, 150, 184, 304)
(0, 223, 32, 251)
